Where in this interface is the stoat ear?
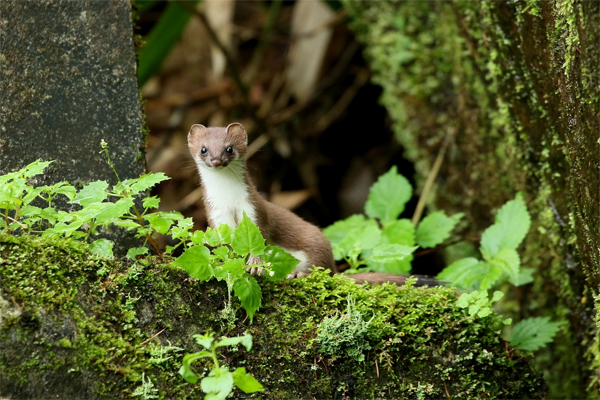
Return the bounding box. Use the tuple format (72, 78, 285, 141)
(226, 122, 248, 146)
(188, 124, 208, 145)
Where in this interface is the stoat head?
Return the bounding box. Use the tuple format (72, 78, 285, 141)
(188, 122, 248, 169)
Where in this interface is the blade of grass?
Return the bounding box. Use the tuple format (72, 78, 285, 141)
(137, 0, 200, 86)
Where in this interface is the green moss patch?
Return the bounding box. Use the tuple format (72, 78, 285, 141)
(1, 235, 545, 398)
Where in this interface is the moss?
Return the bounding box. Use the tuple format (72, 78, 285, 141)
(343, 1, 599, 397)
(0, 234, 545, 398)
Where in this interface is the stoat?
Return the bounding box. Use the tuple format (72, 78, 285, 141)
(188, 122, 435, 286)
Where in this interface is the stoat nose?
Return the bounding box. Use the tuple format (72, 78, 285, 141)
(211, 159, 222, 167)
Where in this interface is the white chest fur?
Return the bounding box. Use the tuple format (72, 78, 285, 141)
(197, 161, 257, 229)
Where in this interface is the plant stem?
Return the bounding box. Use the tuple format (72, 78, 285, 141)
(131, 204, 161, 255)
(210, 346, 220, 370)
(85, 220, 95, 242)
(411, 127, 457, 226)
(100, 140, 121, 183)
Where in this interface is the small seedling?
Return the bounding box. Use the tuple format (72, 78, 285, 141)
(179, 332, 264, 400)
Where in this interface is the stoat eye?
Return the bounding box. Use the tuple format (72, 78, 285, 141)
(200, 147, 207, 155)
(225, 146, 234, 154)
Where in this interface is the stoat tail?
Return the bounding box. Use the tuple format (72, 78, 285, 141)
(347, 272, 442, 287)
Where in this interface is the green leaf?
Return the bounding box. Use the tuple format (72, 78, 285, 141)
(71, 181, 109, 207)
(130, 172, 170, 194)
(489, 248, 520, 284)
(233, 275, 262, 321)
(71, 202, 107, 222)
(19, 204, 42, 217)
(231, 214, 265, 257)
(22, 187, 44, 206)
(509, 317, 565, 352)
(203, 227, 222, 247)
(437, 258, 488, 290)
(177, 217, 194, 231)
(456, 290, 502, 318)
(232, 367, 264, 393)
(323, 214, 368, 245)
(323, 215, 381, 260)
(112, 219, 140, 230)
(215, 334, 252, 351)
(146, 213, 174, 234)
(381, 218, 415, 246)
(44, 181, 77, 202)
(365, 166, 412, 225)
(56, 210, 73, 223)
(368, 244, 416, 264)
(127, 247, 149, 259)
(193, 333, 215, 350)
(20, 160, 54, 178)
(39, 206, 60, 225)
(142, 196, 161, 209)
(51, 220, 84, 237)
(137, 1, 198, 86)
(88, 239, 114, 259)
(212, 246, 230, 261)
(179, 351, 212, 384)
(171, 217, 194, 240)
(491, 290, 504, 302)
(494, 194, 531, 249)
(174, 245, 213, 281)
(415, 211, 463, 248)
(478, 263, 504, 290)
(481, 195, 530, 258)
(365, 256, 412, 275)
(54, 185, 77, 201)
(261, 245, 299, 280)
(514, 268, 535, 286)
(191, 230, 206, 245)
(95, 198, 134, 224)
(201, 367, 233, 400)
(0, 185, 23, 209)
(220, 258, 246, 276)
(213, 267, 229, 280)
(216, 224, 233, 244)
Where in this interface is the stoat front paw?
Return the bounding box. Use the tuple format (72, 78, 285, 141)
(286, 270, 311, 279)
(246, 255, 264, 276)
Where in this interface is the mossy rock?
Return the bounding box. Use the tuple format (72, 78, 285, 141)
(342, 1, 599, 397)
(0, 235, 545, 399)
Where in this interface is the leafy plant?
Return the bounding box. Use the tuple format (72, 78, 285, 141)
(508, 317, 566, 352)
(437, 194, 533, 291)
(456, 290, 509, 320)
(172, 212, 299, 321)
(179, 332, 264, 400)
(323, 166, 463, 274)
(0, 157, 170, 257)
(324, 166, 563, 354)
(1, 154, 300, 321)
(435, 194, 564, 352)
